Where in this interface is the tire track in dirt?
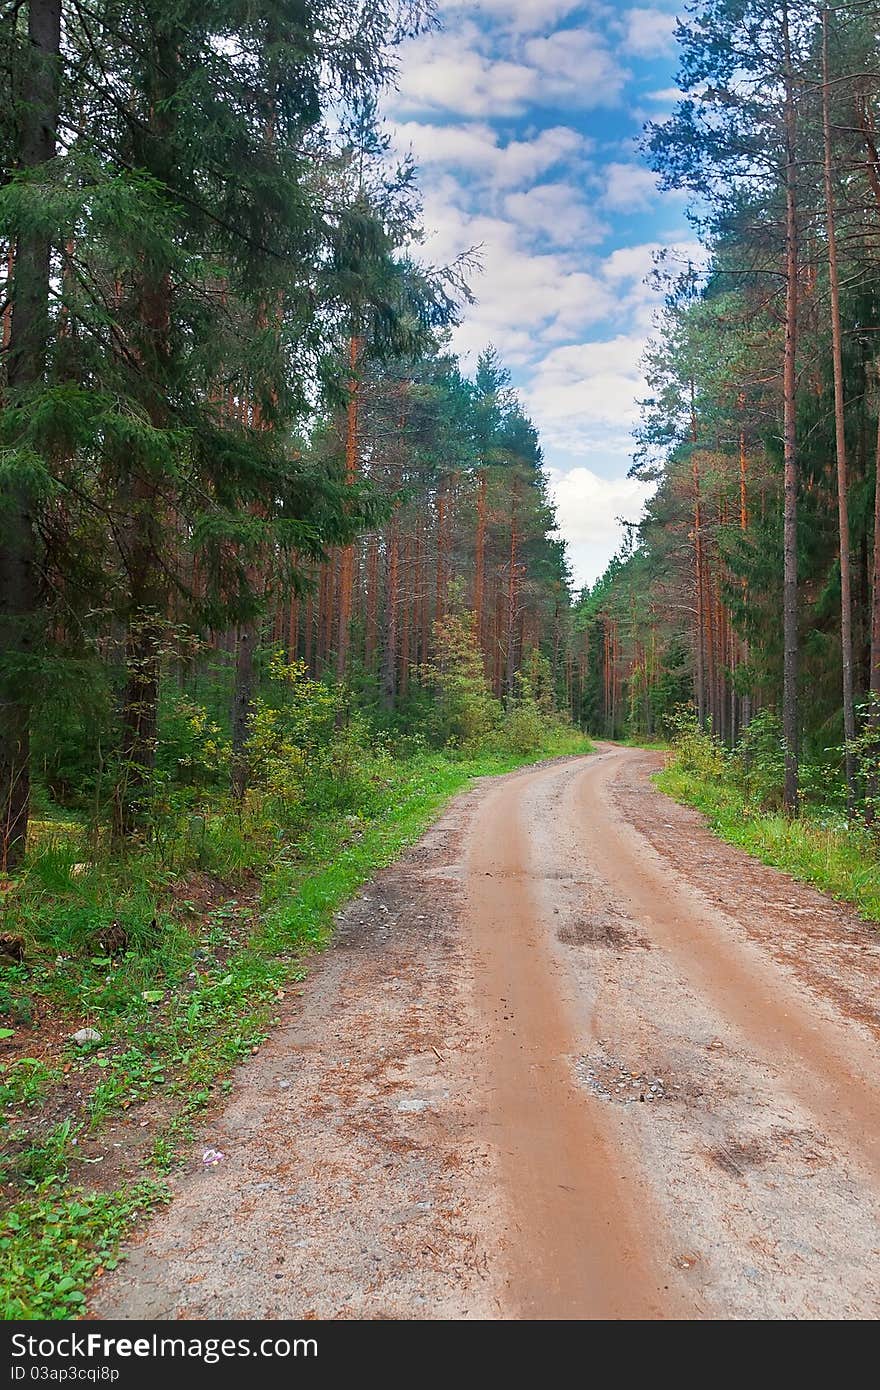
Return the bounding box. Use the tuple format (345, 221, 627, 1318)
(577, 747, 880, 1183)
(464, 760, 691, 1318)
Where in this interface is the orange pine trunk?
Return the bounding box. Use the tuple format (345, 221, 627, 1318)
(474, 469, 487, 639)
(335, 334, 361, 679)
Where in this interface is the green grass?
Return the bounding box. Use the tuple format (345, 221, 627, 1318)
(656, 761, 880, 922)
(0, 1182, 167, 1319)
(0, 730, 591, 1319)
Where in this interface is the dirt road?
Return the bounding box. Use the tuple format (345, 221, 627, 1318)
(92, 746, 880, 1320)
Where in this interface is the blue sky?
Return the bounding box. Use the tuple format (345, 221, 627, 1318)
(385, 0, 698, 587)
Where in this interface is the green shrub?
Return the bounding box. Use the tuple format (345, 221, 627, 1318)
(847, 692, 880, 821)
(502, 700, 546, 754)
(501, 656, 568, 755)
(735, 708, 787, 810)
(663, 704, 726, 778)
(189, 808, 273, 875)
(31, 660, 116, 810)
(157, 692, 231, 788)
(245, 654, 344, 817)
(519, 649, 557, 717)
(256, 653, 342, 751)
(305, 725, 395, 817)
(419, 610, 501, 750)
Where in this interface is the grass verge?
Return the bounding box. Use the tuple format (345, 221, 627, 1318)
(0, 732, 591, 1318)
(656, 762, 880, 922)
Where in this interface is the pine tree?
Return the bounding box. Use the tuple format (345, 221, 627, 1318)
(648, 0, 819, 809)
(0, 0, 62, 868)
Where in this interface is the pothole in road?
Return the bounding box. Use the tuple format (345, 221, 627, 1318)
(575, 1052, 667, 1105)
(558, 908, 649, 951)
(707, 1136, 769, 1178)
(707, 1126, 830, 1179)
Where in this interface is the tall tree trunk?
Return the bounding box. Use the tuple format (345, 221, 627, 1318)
(229, 401, 260, 799)
(648, 625, 656, 737)
(380, 506, 399, 711)
(705, 563, 717, 733)
(739, 425, 752, 731)
(304, 590, 314, 673)
(474, 468, 486, 638)
(413, 516, 425, 669)
(504, 479, 519, 699)
(435, 480, 447, 623)
(116, 302, 170, 838)
(822, 7, 856, 811)
(316, 563, 327, 667)
(717, 578, 729, 744)
(866, 402, 880, 822)
(319, 557, 334, 669)
(493, 582, 503, 697)
(0, 0, 61, 869)
(400, 536, 411, 696)
(610, 619, 618, 735)
(231, 621, 256, 804)
(692, 452, 706, 726)
(116, 22, 180, 836)
(781, 0, 800, 814)
(335, 333, 361, 680)
(689, 388, 708, 728)
(872, 404, 880, 700)
(364, 533, 379, 669)
(288, 593, 299, 662)
(113, 519, 164, 839)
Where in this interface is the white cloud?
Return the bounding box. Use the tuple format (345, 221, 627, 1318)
(523, 28, 628, 107)
(515, 242, 703, 463)
(599, 242, 678, 331)
(504, 182, 608, 247)
(391, 120, 500, 173)
(601, 241, 663, 282)
(438, 0, 583, 34)
(620, 7, 678, 59)
(601, 239, 705, 292)
(600, 162, 660, 212)
(526, 335, 648, 435)
(390, 121, 587, 190)
(548, 466, 653, 586)
(392, 37, 536, 118)
(391, 20, 629, 119)
(416, 194, 620, 363)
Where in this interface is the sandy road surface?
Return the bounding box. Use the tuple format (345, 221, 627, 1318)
(92, 745, 880, 1320)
